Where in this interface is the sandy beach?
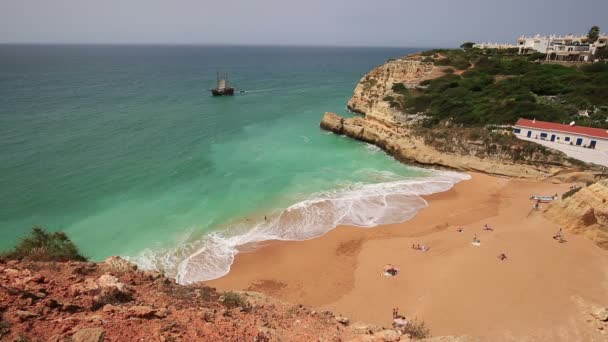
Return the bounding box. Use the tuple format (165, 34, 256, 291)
(208, 173, 608, 341)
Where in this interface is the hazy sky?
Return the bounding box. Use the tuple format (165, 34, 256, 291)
(1, 0, 606, 47)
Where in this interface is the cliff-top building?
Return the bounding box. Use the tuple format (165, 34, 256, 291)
(517, 33, 608, 61)
(473, 42, 518, 50)
(514, 118, 608, 150)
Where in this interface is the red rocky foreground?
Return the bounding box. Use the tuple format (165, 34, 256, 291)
(0, 256, 477, 342)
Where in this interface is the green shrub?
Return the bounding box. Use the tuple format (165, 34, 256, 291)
(221, 291, 250, 311)
(561, 187, 582, 199)
(395, 48, 608, 128)
(3, 227, 87, 262)
(399, 318, 431, 340)
(391, 82, 408, 94)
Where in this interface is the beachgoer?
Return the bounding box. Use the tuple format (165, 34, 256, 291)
(498, 253, 507, 261)
(457, 227, 463, 233)
(264, 215, 267, 221)
(553, 228, 563, 240)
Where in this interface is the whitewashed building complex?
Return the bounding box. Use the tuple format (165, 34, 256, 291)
(514, 118, 608, 150)
(473, 42, 518, 50)
(517, 33, 608, 61)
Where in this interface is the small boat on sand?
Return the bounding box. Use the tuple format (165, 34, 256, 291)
(529, 195, 557, 202)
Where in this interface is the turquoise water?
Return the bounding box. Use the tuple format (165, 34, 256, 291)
(0, 45, 467, 282)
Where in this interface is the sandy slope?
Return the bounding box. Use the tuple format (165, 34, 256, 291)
(208, 173, 608, 341)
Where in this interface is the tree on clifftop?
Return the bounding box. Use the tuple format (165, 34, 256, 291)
(460, 42, 475, 49)
(2, 227, 87, 262)
(587, 26, 600, 44)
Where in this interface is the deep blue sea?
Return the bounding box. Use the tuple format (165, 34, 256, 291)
(0, 45, 467, 283)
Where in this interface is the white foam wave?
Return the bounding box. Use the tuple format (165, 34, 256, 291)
(129, 169, 470, 284)
(364, 143, 382, 153)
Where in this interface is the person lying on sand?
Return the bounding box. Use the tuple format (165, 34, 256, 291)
(483, 224, 493, 231)
(498, 253, 507, 261)
(472, 235, 480, 244)
(552, 228, 563, 240)
(384, 264, 399, 276)
(421, 245, 430, 252)
(457, 227, 464, 233)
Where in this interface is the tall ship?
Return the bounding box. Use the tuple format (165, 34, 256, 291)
(211, 72, 235, 96)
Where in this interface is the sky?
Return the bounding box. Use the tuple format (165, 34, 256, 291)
(0, 0, 606, 47)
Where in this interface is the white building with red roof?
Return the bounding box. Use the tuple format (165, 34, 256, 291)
(514, 118, 608, 151)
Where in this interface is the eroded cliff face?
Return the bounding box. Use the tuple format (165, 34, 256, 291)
(321, 112, 560, 179)
(347, 55, 445, 126)
(322, 54, 591, 180)
(545, 181, 608, 250)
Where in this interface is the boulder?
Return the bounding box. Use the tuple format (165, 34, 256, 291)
(97, 274, 127, 292)
(69, 278, 100, 296)
(102, 256, 137, 273)
(352, 322, 384, 335)
(375, 329, 401, 341)
(126, 305, 157, 319)
(4, 268, 20, 276)
(15, 310, 39, 321)
(335, 315, 350, 325)
(102, 304, 116, 313)
(71, 327, 105, 342)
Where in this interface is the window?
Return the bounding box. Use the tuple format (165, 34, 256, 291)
(565, 137, 570, 142)
(540, 133, 548, 138)
(514, 128, 521, 134)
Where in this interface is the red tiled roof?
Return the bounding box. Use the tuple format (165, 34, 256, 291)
(515, 118, 608, 139)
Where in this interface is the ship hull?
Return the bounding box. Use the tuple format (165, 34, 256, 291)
(211, 87, 235, 96)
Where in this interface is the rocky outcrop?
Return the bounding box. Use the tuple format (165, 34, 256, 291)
(321, 112, 562, 179)
(545, 180, 608, 249)
(347, 55, 445, 126)
(0, 257, 441, 341)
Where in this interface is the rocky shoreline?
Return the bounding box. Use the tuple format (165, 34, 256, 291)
(320, 53, 597, 181)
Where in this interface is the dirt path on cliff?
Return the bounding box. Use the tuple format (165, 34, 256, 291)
(208, 173, 608, 341)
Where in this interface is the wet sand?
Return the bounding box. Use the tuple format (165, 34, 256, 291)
(208, 173, 608, 341)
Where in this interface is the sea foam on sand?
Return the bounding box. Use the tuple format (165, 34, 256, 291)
(132, 169, 470, 284)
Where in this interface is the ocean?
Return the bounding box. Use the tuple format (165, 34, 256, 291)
(0, 45, 468, 283)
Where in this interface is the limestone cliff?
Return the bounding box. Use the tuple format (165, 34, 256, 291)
(545, 181, 608, 250)
(322, 53, 593, 180)
(321, 112, 561, 179)
(347, 55, 445, 126)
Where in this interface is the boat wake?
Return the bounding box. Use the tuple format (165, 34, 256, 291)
(130, 169, 470, 284)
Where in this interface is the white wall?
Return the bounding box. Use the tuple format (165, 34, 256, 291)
(514, 126, 608, 150)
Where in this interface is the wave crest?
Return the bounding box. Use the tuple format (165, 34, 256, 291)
(129, 169, 470, 284)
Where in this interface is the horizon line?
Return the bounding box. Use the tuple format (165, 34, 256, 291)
(0, 42, 449, 49)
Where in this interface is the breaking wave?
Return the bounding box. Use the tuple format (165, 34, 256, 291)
(130, 169, 470, 284)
